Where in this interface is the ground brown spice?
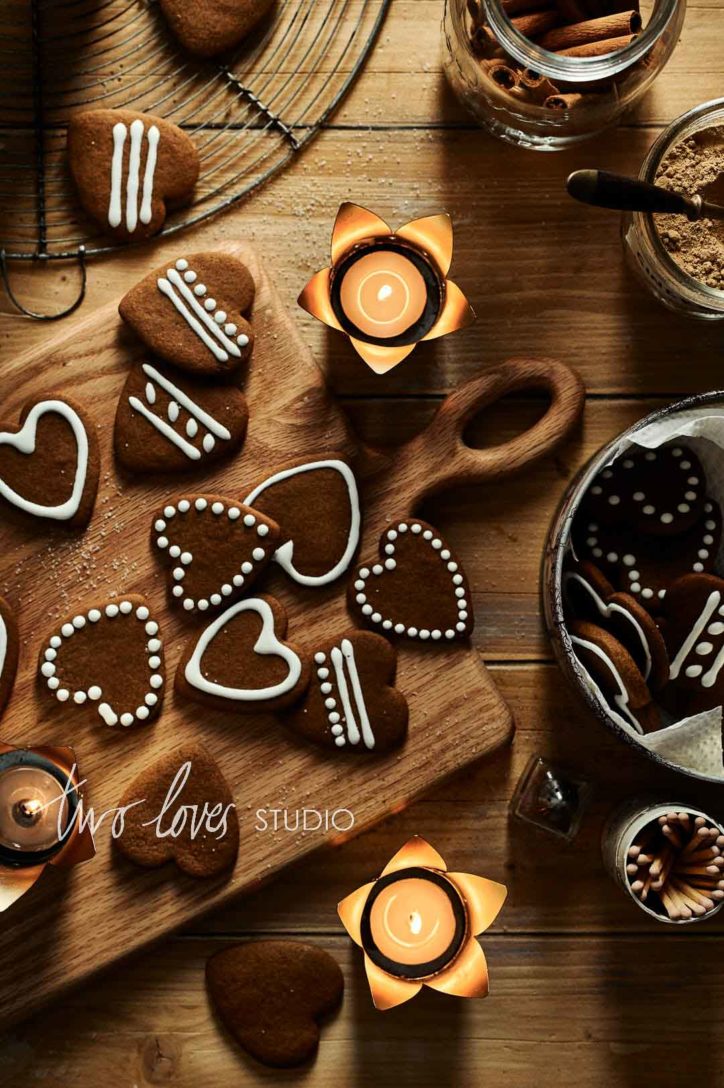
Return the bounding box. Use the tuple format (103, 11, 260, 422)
(654, 126, 724, 290)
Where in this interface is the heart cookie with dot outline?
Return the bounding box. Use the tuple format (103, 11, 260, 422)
(348, 519, 474, 641)
(119, 252, 255, 377)
(39, 595, 165, 728)
(153, 495, 280, 614)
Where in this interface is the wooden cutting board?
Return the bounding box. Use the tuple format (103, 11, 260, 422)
(0, 242, 583, 1029)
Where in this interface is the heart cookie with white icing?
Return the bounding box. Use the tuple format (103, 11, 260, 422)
(176, 595, 310, 712)
(243, 457, 361, 587)
(119, 253, 255, 377)
(285, 630, 408, 754)
(153, 495, 280, 613)
(68, 109, 199, 242)
(348, 519, 474, 641)
(659, 573, 724, 719)
(39, 595, 165, 728)
(569, 619, 660, 734)
(159, 0, 275, 58)
(0, 395, 99, 529)
(114, 360, 249, 473)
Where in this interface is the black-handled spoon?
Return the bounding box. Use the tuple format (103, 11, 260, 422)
(567, 169, 724, 222)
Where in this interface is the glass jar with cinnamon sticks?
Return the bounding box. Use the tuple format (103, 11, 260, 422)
(442, 0, 686, 149)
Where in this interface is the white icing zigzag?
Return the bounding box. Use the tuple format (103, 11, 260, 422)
(108, 119, 159, 233)
(313, 640, 375, 749)
(128, 363, 232, 461)
(157, 258, 250, 364)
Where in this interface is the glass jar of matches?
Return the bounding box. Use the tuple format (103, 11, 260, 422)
(442, 0, 686, 149)
(603, 801, 724, 925)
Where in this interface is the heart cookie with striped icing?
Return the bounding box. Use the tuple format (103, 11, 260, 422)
(153, 495, 280, 613)
(114, 360, 249, 474)
(659, 573, 724, 719)
(38, 595, 165, 728)
(119, 252, 255, 376)
(68, 109, 199, 242)
(285, 630, 408, 754)
(347, 519, 474, 641)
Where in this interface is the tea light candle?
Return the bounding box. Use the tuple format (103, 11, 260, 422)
(361, 867, 467, 978)
(330, 240, 444, 347)
(0, 750, 76, 867)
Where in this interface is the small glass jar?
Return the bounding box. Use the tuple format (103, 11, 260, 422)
(442, 0, 686, 150)
(623, 98, 724, 319)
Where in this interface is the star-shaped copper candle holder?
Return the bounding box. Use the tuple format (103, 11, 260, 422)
(338, 836, 507, 1010)
(0, 741, 95, 911)
(298, 203, 475, 374)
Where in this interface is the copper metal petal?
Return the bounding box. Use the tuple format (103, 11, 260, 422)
(297, 268, 343, 332)
(331, 202, 392, 264)
(337, 880, 376, 947)
(449, 872, 508, 935)
(53, 825, 96, 868)
(396, 213, 454, 276)
(365, 955, 423, 1010)
(425, 937, 490, 999)
(349, 338, 417, 375)
(0, 867, 44, 913)
(421, 280, 476, 342)
(380, 835, 448, 876)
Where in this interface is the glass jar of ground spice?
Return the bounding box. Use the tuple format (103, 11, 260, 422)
(442, 0, 685, 149)
(623, 99, 724, 319)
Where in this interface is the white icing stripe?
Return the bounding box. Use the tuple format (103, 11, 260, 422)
(341, 638, 375, 749)
(157, 267, 242, 363)
(140, 124, 159, 225)
(108, 122, 126, 228)
(141, 364, 231, 439)
(125, 119, 144, 234)
(670, 591, 721, 680)
(128, 397, 201, 461)
(0, 400, 89, 521)
(244, 460, 360, 588)
(571, 634, 643, 734)
(184, 598, 302, 702)
(0, 612, 7, 684)
(330, 646, 361, 746)
(563, 571, 652, 681)
(703, 644, 724, 689)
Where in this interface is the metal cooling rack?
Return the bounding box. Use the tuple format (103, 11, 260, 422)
(0, 0, 391, 317)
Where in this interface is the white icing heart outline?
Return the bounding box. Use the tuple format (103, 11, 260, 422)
(243, 459, 360, 587)
(185, 597, 302, 702)
(40, 600, 164, 728)
(0, 400, 89, 521)
(563, 570, 654, 681)
(353, 521, 472, 641)
(154, 496, 273, 613)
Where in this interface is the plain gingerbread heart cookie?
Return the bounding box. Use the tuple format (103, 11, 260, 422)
(38, 595, 165, 729)
(176, 595, 310, 712)
(114, 360, 249, 473)
(0, 597, 19, 720)
(68, 109, 199, 242)
(159, 0, 275, 58)
(116, 743, 239, 878)
(243, 456, 361, 587)
(206, 940, 344, 1068)
(285, 630, 408, 753)
(0, 394, 99, 529)
(348, 518, 474, 641)
(569, 619, 660, 734)
(119, 253, 255, 377)
(658, 573, 724, 719)
(152, 495, 280, 613)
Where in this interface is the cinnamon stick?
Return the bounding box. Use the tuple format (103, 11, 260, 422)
(503, 0, 553, 14)
(512, 9, 562, 39)
(544, 92, 586, 109)
(540, 11, 641, 51)
(558, 33, 636, 56)
(482, 59, 521, 89)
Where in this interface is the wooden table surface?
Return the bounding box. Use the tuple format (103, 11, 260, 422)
(2, 2, 724, 1084)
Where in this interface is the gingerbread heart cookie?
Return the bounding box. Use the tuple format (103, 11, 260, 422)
(68, 109, 199, 241)
(159, 0, 275, 58)
(563, 561, 669, 691)
(0, 395, 99, 528)
(582, 442, 706, 537)
(348, 519, 473, 641)
(243, 457, 360, 587)
(116, 743, 239, 878)
(206, 940, 344, 1068)
(114, 361, 249, 473)
(119, 254, 254, 377)
(285, 631, 408, 753)
(176, 595, 310, 712)
(153, 495, 280, 613)
(575, 500, 722, 610)
(0, 597, 19, 720)
(658, 573, 724, 718)
(39, 595, 165, 728)
(569, 619, 660, 734)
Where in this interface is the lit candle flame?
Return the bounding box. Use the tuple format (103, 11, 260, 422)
(409, 911, 422, 936)
(377, 284, 393, 302)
